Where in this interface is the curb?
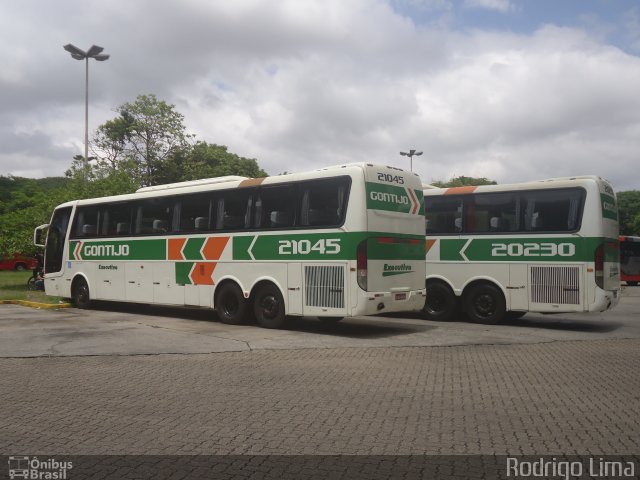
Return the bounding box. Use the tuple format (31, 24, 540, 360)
(0, 299, 73, 309)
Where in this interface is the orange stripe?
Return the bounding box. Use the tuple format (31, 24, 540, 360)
(239, 178, 265, 188)
(444, 186, 477, 195)
(425, 239, 437, 254)
(168, 238, 186, 260)
(202, 237, 229, 260)
(190, 262, 216, 285)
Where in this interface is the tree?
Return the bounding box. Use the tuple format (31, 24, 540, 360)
(92, 94, 193, 186)
(617, 190, 640, 236)
(429, 176, 497, 188)
(181, 141, 267, 180)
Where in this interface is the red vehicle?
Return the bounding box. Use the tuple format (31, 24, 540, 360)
(0, 253, 37, 271)
(620, 236, 640, 286)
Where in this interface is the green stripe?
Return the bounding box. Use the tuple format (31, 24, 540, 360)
(70, 239, 165, 261)
(183, 237, 205, 260)
(438, 237, 614, 262)
(233, 232, 424, 261)
(175, 262, 194, 285)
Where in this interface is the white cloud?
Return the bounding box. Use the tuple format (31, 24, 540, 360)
(0, 0, 639, 191)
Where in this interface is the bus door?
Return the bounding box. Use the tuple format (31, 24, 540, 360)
(44, 207, 72, 296)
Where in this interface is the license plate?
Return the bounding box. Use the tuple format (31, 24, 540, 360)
(395, 293, 407, 301)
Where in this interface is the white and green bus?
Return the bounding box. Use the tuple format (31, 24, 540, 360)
(422, 176, 620, 324)
(34, 163, 426, 328)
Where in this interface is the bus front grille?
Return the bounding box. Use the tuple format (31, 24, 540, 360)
(530, 266, 581, 305)
(304, 265, 345, 309)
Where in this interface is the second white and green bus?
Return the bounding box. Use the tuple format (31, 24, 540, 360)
(35, 163, 426, 328)
(422, 176, 620, 324)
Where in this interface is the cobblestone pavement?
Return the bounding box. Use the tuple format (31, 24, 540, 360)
(1, 338, 638, 456)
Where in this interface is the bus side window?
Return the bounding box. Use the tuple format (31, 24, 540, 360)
(218, 190, 251, 231)
(300, 178, 347, 227)
(176, 194, 212, 233)
(424, 196, 462, 234)
(135, 198, 174, 235)
(100, 204, 132, 236)
(72, 206, 99, 238)
(255, 185, 296, 229)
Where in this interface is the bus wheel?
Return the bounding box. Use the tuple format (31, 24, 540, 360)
(215, 283, 248, 325)
(253, 284, 286, 329)
(463, 283, 505, 325)
(423, 281, 458, 321)
(72, 278, 92, 309)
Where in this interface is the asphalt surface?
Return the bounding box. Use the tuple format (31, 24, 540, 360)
(0, 288, 638, 477)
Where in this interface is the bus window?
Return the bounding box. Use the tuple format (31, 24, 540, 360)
(100, 203, 133, 236)
(523, 188, 584, 232)
(72, 206, 99, 238)
(467, 193, 519, 233)
(300, 178, 348, 227)
(217, 190, 251, 230)
(424, 196, 463, 234)
(135, 198, 174, 234)
(255, 186, 296, 229)
(177, 194, 212, 233)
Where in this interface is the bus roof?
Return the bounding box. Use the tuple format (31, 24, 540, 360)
(55, 162, 420, 209)
(423, 175, 612, 195)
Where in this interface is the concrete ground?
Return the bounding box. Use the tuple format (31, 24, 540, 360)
(0, 288, 638, 477)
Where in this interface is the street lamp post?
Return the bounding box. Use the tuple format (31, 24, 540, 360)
(63, 44, 110, 163)
(400, 149, 423, 172)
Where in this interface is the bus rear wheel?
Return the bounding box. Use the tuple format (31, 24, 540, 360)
(422, 281, 458, 321)
(72, 278, 91, 309)
(463, 283, 505, 325)
(215, 282, 248, 325)
(253, 283, 286, 329)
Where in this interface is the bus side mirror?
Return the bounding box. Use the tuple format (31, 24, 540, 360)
(34, 224, 49, 248)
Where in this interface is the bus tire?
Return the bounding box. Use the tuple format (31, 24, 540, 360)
(72, 278, 92, 309)
(215, 282, 248, 325)
(422, 281, 458, 321)
(463, 283, 505, 325)
(253, 283, 286, 329)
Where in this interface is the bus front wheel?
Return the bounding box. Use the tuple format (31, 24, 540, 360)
(423, 281, 458, 321)
(215, 283, 249, 325)
(463, 283, 505, 325)
(72, 278, 91, 309)
(253, 283, 286, 329)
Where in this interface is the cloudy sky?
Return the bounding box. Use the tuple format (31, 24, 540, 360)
(1, 0, 639, 190)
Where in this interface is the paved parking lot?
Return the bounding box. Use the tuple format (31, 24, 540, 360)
(0, 288, 638, 461)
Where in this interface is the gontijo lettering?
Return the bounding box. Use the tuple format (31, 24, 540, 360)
(370, 191, 409, 204)
(84, 244, 130, 257)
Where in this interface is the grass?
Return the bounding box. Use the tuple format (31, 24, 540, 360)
(0, 270, 67, 304)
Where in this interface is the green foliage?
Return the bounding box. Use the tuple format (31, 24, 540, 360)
(182, 141, 267, 180)
(617, 190, 640, 236)
(92, 94, 194, 187)
(430, 176, 497, 188)
(0, 176, 72, 256)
